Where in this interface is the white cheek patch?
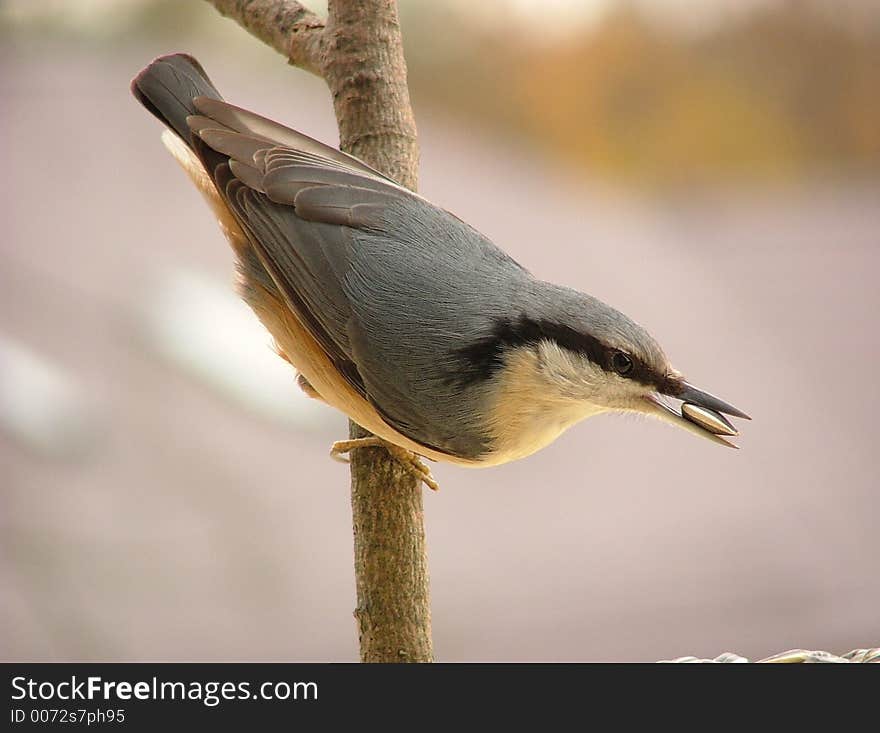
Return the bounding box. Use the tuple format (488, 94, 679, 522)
(535, 340, 607, 400)
(535, 340, 653, 408)
(482, 345, 608, 464)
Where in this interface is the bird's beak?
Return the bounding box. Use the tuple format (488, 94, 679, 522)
(642, 382, 750, 448)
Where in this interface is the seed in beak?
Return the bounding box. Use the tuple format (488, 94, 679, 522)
(681, 402, 738, 436)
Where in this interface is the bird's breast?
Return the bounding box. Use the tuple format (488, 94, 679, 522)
(476, 348, 606, 467)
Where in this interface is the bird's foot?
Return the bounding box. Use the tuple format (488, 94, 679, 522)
(330, 437, 440, 492)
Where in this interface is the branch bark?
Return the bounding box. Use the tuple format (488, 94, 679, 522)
(323, 0, 419, 189)
(206, 0, 325, 75)
(204, 0, 432, 662)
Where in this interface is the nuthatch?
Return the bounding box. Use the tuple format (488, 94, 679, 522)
(132, 54, 749, 489)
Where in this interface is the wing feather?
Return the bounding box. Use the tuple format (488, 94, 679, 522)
(187, 96, 507, 458)
(193, 96, 400, 185)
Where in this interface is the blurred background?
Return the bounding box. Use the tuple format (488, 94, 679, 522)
(1, 0, 878, 661)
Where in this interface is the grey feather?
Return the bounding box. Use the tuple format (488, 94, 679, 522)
(197, 129, 269, 166)
(185, 114, 230, 137)
(336, 197, 534, 457)
(193, 96, 398, 184)
(131, 54, 222, 145)
(189, 100, 536, 457)
(228, 159, 266, 193)
(293, 186, 392, 228)
(225, 182, 356, 361)
(264, 148, 378, 177)
(137, 57, 625, 459)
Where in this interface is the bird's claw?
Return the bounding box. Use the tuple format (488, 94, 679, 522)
(330, 437, 440, 491)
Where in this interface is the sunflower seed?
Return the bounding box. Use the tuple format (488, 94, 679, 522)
(682, 402, 738, 436)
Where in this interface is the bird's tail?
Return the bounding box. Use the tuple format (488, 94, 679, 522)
(131, 53, 223, 148)
(131, 53, 251, 260)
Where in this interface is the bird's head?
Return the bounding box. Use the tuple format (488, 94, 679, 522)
(474, 285, 749, 447)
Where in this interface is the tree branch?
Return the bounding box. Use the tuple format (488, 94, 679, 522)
(205, 0, 325, 76)
(203, 0, 432, 662)
(323, 0, 419, 189)
(323, 0, 427, 662)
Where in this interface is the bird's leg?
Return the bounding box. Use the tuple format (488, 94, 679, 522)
(330, 437, 440, 492)
(300, 370, 439, 490)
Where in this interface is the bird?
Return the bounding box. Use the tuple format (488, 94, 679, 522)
(131, 53, 749, 490)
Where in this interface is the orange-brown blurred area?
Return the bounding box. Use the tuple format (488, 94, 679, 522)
(1, 0, 878, 662)
(411, 0, 880, 186)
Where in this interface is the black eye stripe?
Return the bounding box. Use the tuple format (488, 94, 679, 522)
(451, 315, 673, 392)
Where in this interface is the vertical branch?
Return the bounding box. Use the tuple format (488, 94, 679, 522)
(347, 422, 433, 662)
(323, 0, 430, 664)
(204, 0, 432, 662)
(323, 0, 419, 189)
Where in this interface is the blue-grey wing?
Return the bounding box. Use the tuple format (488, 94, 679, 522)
(188, 97, 529, 458)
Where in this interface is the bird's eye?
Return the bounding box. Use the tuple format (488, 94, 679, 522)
(611, 351, 633, 376)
